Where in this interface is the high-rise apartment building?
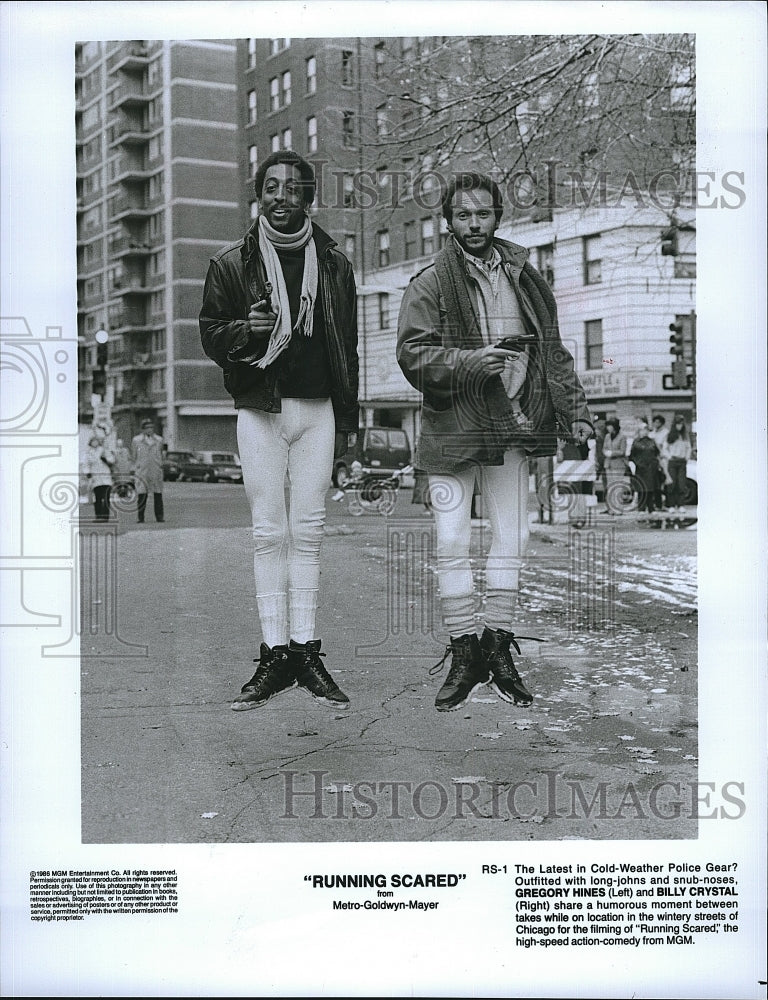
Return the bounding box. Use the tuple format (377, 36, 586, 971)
(75, 39, 240, 449)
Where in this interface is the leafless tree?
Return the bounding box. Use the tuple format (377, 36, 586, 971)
(357, 34, 695, 218)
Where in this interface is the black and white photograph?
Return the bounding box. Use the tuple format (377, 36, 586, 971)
(1, 2, 765, 997)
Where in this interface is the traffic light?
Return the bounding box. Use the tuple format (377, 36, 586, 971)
(669, 319, 687, 388)
(92, 368, 106, 396)
(661, 227, 679, 256)
(95, 328, 109, 368)
(669, 320, 684, 358)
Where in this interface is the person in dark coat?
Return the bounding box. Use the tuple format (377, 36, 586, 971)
(629, 418, 661, 514)
(397, 171, 592, 713)
(200, 151, 359, 713)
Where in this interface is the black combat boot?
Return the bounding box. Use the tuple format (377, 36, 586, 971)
(289, 639, 350, 710)
(480, 627, 534, 706)
(431, 633, 490, 712)
(231, 642, 294, 711)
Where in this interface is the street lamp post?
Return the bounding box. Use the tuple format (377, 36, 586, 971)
(91, 328, 116, 448)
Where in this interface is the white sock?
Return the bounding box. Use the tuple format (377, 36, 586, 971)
(289, 588, 318, 644)
(256, 591, 289, 647)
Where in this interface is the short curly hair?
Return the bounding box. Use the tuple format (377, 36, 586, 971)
(441, 172, 503, 225)
(254, 150, 316, 205)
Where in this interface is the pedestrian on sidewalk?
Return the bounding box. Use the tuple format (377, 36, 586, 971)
(200, 150, 359, 713)
(396, 170, 592, 712)
(629, 418, 662, 516)
(602, 418, 628, 515)
(111, 438, 134, 500)
(131, 418, 166, 523)
(83, 434, 114, 521)
(663, 412, 693, 512)
(648, 414, 670, 510)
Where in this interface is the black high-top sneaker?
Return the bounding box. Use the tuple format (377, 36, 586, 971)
(289, 639, 350, 710)
(431, 633, 490, 712)
(480, 627, 533, 706)
(231, 643, 294, 711)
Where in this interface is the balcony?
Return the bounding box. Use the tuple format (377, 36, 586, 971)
(115, 276, 151, 297)
(107, 41, 150, 74)
(108, 80, 149, 111)
(110, 309, 150, 332)
(109, 235, 152, 258)
(108, 194, 150, 222)
(113, 156, 152, 184)
(110, 350, 155, 371)
(107, 117, 150, 148)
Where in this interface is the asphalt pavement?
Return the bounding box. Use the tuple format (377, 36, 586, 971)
(81, 482, 698, 844)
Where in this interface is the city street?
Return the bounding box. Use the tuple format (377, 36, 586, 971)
(81, 481, 698, 844)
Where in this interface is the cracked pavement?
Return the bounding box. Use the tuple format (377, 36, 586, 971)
(81, 483, 698, 843)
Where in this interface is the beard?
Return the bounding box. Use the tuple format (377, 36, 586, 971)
(452, 230, 495, 258)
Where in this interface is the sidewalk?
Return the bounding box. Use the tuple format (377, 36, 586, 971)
(81, 494, 698, 844)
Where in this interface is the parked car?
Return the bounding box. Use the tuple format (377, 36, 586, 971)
(194, 451, 243, 483)
(332, 427, 412, 487)
(176, 453, 219, 483)
(163, 450, 195, 482)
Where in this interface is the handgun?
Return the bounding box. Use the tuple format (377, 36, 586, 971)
(494, 333, 538, 351)
(252, 281, 274, 313)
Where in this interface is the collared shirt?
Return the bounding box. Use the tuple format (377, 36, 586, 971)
(456, 239, 529, 403)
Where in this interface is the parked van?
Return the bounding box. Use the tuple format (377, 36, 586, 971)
(332, 427, 412, 487)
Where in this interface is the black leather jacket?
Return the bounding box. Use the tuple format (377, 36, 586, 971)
(199, 222, 359, 432)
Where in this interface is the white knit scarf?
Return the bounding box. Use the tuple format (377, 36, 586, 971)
(255, 213, 318, 369)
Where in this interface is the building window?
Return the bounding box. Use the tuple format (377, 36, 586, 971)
(583, 235, 602, 285)
(148, 211, 163, 241)
(585, 319, 603, 370)
(420, 217, 435, 256)
(344, 232, 356, 259)
(342, 110, 355, 147)
(151, 249, 165, 275)
(269, 38, 289, 56)
(306, 116, 317, 153)
(269, 77, 279, 112)
(149, 290, 164, 316)
(249, 144, 258, 177)
(306, 55, 317, 94)
(376, 104, 388, 137)
(281, 70, 291, 106)
(378, 293, 390, 330)
(404, 220, 417, 260)
(439, 215, 450, 247)
(247, 89, 257, 124)
(148, 171, 163, 200)
(247, 37, 257, 69)
(281, 127, 292, 149)
(270, 133, 280, 153)
(537, 244, 554, 287)
(374, 41, 385, 79)
(377, 229, 390, 267)
(342, 173, 354, 208)
(341, 50, 354, 86)
(148, 134, 161, 161)
(82, 104, 101, 131)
